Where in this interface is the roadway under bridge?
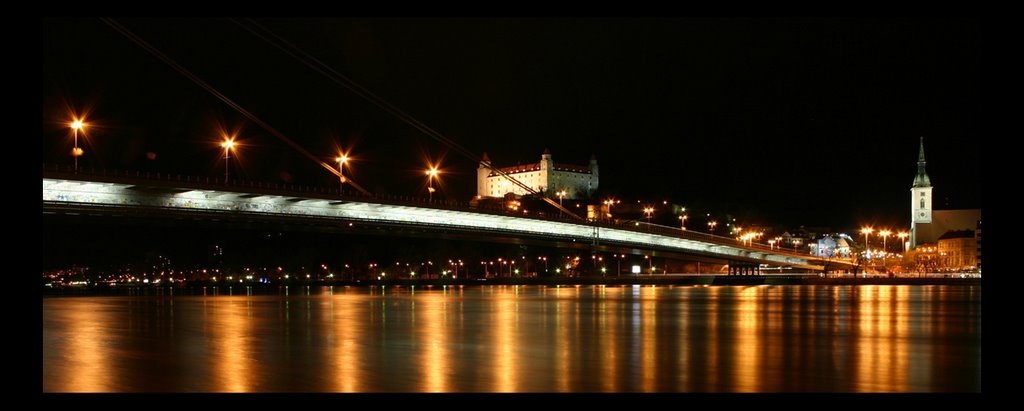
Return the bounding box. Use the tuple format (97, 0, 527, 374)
(42, 169, 858, 273)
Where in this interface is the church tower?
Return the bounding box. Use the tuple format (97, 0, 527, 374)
(910, 137, 933, 248)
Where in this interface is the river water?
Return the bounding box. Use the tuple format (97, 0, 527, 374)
(42, 284, 981, 392)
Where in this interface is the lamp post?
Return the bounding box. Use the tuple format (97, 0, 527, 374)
(426, 167, 439, 201)
(708, 220, 717, 233)
(643, 207, 654, 224)
(70, 119, 85, 173)
(220, 138, 235, 185)
(557, 189, 567, 216)
(898, 232, 909, 253)
(335, 154, 348, 195)
(603, 199, 617, 221)
(768, 239, 776, 250)
(860, 227, 874, 271)
(879, 230, 891, 264)
(679, 214, 688, 231)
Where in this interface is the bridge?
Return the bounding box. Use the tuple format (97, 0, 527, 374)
(42, 166, 857, 273)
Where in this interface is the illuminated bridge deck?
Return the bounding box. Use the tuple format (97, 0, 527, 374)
(42, 170, 855, 271)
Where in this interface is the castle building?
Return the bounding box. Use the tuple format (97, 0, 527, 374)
(910, 137, 981, 249)
(477, 149, 598, 199)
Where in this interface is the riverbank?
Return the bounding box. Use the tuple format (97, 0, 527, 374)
(42, 275, 982, 295)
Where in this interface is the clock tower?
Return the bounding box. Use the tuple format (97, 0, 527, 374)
(910, 137, 932, 249)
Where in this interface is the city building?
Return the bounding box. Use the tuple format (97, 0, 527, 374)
(908, 243, 941, 272)
(937, 230, 978, 271)
(975, 219, 982, 273)
(909, 137, 981, 248)
(812, 233, 855, 258)
(477, 149, 598, 199)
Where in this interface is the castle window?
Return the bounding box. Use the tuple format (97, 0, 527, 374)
(920, 198, 925, 209)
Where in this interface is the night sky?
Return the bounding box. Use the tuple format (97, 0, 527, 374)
(43, 18, 982, 230)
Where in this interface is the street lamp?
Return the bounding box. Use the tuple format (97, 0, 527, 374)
(643, 207, 654, 224)
(860, 227, 874, 265)
(708, 220, 718, 233)
(679, 214, 688, 231)
(70, 119, 86, 173)
(603, 198, 617, 221)
(426, 166, 439, 201)
(220, 138, 236, 185)
(335, 154, 349, 194)
(879, 230, 891, 260)
(768, 239, 776, 250)
(897, 232, 909, 253)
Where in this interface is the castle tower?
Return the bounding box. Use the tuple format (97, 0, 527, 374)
(540, 148, 553, 194)
(588, 153, 599, 194)
(477, 152, 492, 197)
(911, 137, 933, 249)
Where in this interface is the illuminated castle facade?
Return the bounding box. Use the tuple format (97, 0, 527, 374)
(477, 149, 598, 199)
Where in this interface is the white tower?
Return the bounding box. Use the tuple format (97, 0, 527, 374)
(477, 152, 492, 197)
(540, 148, 553, 194)
(910, 137, 933, 249)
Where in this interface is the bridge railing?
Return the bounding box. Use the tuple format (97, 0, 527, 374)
(43, 163, 834, 260)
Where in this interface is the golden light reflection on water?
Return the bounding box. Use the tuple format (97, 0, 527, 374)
(554, 286, 570, 392)
(417, 292, 450, 392)
(640, 285, 658, 392)
(733, 286, 762, 392)
(42, 285, 980, 392)
(853, 285, 912, 392)
(600, 286, 619, 392)
(705, 285, 720, 390)
(208, 297, 254, 392)
(492, 286, 519, 392)
(43, 299, 116, 392)
(330, 294, 365, 392)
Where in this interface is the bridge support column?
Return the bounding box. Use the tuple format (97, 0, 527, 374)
(728, 261, 762, 276)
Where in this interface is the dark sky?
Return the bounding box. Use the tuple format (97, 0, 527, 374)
(42, 18, 982, 230)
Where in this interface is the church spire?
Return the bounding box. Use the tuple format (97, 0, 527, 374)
(913, 136, 931, 188)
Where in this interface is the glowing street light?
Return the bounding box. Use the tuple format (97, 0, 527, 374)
(768, 239, 776, 250)
(897, 231, 909, 253)
(860, 227, 874, 264)
(708, 220, 718, 233)
(878, 230, 891, 253)
(679, 214, 688, 231)
(602, 198, 618, 220)
(643, 207, 654, 224)
(556, 189, 567, 216)
(70, 118, 86, 173)
(220, 138, 236, 185)
(426, 166, 439, 201)
(335, 154, 349, 194)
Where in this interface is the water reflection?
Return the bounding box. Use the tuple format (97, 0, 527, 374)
(42, 285, 981, 392)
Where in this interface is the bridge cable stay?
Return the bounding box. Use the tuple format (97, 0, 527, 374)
(98, 18, 372, 197)
(229, 18, 584, 220)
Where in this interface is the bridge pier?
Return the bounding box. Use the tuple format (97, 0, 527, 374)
(728, 261, 761, 276)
